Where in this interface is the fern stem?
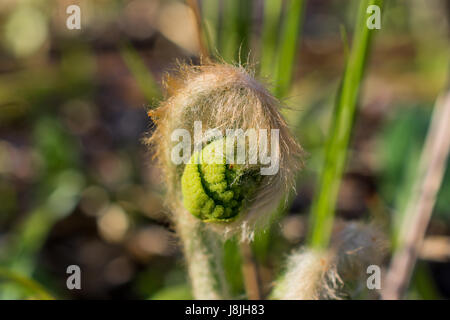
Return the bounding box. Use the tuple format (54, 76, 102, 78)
(175, 208, 229, 299)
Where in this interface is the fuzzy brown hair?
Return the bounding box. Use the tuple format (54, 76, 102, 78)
(147, 62, 303, 240)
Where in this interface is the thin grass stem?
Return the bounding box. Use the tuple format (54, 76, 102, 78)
(120, 44, 161, 103)
(308, 0, 383, 249)
(274, 0, 306, 98)
(0, 267, 54, 300)
(383, 90, 450, 299)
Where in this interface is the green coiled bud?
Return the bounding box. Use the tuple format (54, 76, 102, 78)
(181, 138, 261, 222)
(148, 62, 303, 237)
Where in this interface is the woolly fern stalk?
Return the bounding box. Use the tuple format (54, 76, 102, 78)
(272, 222, 387, 299)
(148, 63, 302, 299)
(176, 211, 230, 299)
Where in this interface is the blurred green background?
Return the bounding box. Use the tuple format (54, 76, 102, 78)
(0, 0, 449, 299)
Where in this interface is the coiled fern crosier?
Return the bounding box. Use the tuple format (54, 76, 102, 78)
(181, 138, 263, 222)
(148, 63, 302, 299)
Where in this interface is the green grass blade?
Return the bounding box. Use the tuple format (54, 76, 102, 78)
(0, 267, 54, 300)
(219, 0, 252, 64)
(219, 0, 239, 62)
(201, 0, 220, 55)
(120, 43, 161, 103)
(259, 0, 283, 77)
(308, 0, 383, 249)
(274, 0, 306, 98)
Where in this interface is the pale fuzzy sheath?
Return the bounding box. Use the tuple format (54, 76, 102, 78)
(176, 208, 230, 299)
(148, 63, 303, 241)
(272, 222, 387, 300)
(271, 249, 341, 300)
(332, 221, 388, 281)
